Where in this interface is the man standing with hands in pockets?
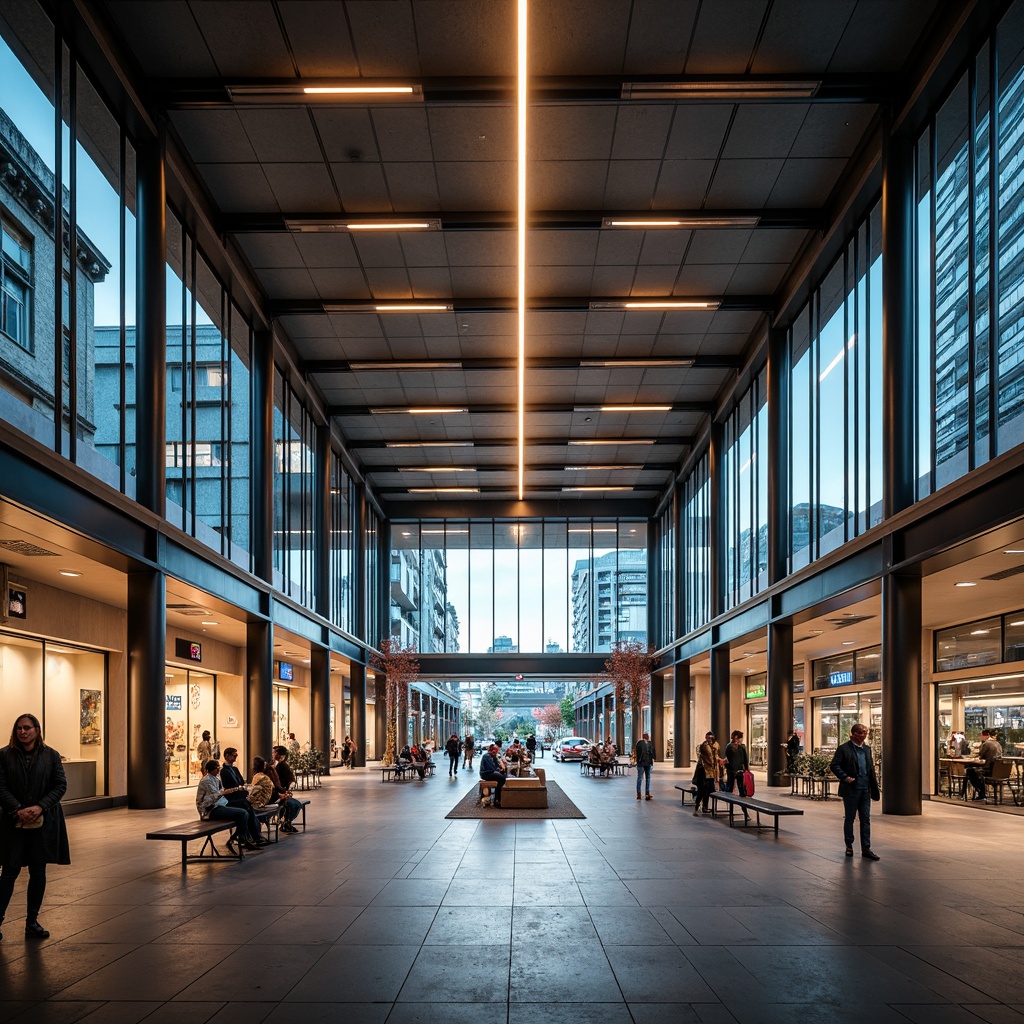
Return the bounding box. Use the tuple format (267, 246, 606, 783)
(830, 723, 881, 860)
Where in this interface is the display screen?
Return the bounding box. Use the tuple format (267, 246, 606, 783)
(279, 661, 294, 681)
(174, 638, 202, 662)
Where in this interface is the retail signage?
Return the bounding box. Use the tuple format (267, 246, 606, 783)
(745, 682, 766, 699)
(278, 660, 294, 681)
(174, 638, 202, 662)
(829, 670, 853, 687)
(166, 694, 182, 711)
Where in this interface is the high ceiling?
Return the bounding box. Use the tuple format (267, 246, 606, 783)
(98, 0, 941, 512)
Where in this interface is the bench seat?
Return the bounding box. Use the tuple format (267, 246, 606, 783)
(707, 791, 804, 836)
(146, 818, 243, 870)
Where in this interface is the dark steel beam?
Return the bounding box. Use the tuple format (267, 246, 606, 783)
(157, 74, 892, 109)
(366, 462, 678, 474)
(305, 355, 742, 374)
(381, 497, 656, 519)
(329, 401, 714, 417)
(222, 209, 822, 233)
(351, 435, 693, 450)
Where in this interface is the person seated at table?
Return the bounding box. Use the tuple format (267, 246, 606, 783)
(195, 760, 260, 852)
(506, 739, 530, 776)
(967, 729, 1003, 800)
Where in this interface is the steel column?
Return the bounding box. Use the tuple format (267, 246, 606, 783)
(709, 420, 727, 617)
(767, 621, 794, 788)
(674, 662, 690, 768)
(310, 645, 331, 775)
(710, 645, 731, 744)
(350, 662, 367, 767)
(374, 671, 386, 760)
(650, 672, 665, 761)
(246, 620, 273, 765)
(127, 570, 166, 809)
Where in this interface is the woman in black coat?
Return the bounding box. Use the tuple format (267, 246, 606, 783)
(0, 713, 71, 942)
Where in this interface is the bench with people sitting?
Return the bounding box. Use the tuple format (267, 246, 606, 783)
(146, 748, 312, 869)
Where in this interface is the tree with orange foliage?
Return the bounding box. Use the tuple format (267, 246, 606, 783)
(370, 637, 420, 766)
(602, 640, 659, 750)
(534, 704, 564, 737)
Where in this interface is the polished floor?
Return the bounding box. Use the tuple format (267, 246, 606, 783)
(1, 758, 1022, 1024)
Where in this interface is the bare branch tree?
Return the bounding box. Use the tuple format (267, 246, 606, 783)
(370, 638, 420, 765)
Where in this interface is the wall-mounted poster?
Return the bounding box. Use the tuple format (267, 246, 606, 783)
(80, 689, 102, 745)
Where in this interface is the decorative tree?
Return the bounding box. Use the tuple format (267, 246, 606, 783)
(602, 640, 659, 751)
(559, 694, 576, 732)
(536, 704, 565, 737)
(370, 637, 420, 766)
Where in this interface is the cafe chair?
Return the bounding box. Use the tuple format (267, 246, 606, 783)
(982, 760, 1013, 804)
(949, 760, 969, 800)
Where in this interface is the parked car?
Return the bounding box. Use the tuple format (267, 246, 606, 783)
(552, 737, 591, 761)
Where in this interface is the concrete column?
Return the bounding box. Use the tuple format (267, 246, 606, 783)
(882, 572, 922, 814)
(674, 662, 691, 768)
(310, 645, 331, 775)
(246, 620, 273, 766)
(650, 672, 665, 761)
(127, 569, 166, 808)
(767, 621, 794, 788)
(350, 662, 367, 767)
(710, 645, 731, 744)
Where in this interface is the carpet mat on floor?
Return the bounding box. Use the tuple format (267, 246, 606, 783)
(446, 779, 585, 819)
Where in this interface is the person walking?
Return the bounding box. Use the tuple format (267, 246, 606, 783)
(634, 732, 655, 801)
(830, 723, 881, 859)
(723, 730, 751, 821)
(462, 734, 475, 771)
(445, 733, 461, 777)
(784, 730, 801, 773)
(0, 714, 71, 942)
(692, 731, 722, 816)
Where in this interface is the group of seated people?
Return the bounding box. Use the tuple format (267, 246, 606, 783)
(195, 744, 304, 852)
(587, 739, 620, 775)
(397, 743, 435, 779)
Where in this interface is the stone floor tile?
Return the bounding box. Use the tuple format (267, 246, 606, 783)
(397, 944, 511, 1002)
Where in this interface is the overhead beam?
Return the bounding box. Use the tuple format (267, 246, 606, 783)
(272, 295, 773, 316)
(328, 401, 714, 417)
(158, 74, 892, 109)
(304, 355, 742, 374)
(352, 436, 693, 449)
(366, 462, 678, 473)
(222, 209, 822, 233)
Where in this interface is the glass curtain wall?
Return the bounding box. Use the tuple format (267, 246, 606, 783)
(164, 219, 253, 567)
(272, 371, 316, 609)
(366, 504, 381, 646)
(915, 5, 1024, 496)
(389, 519, 647, 653)
(723, 368, 768, 609)
(0, 6, 138, 492)
(658, 503, 675, 646)
(790, 202, 883, 570)
(330, 451, 355, 634)
(682, 452, 711, 635)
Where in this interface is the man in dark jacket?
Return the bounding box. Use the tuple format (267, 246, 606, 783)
(635, 732, 655, 801)
(829, 723, 881, 860)
(479, 744, 506, 807)
(723, 730, 751, 821)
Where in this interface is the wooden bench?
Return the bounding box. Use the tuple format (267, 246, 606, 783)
(707, 791, 804, 836)
(380, 764, 411, 782)
(146, 819, 243, 870)
(478, 779, 499, 803)
(674, 783, 694, 806)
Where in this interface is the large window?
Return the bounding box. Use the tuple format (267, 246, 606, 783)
(682, 452, 711, 635)
(330, 452, 356, 634)
(723, 369, 768, 609)
(915, 4, 1024, 494)
(390, 519, 647, 654)
(658, 502, 675, 646)
(790, 202, 883, 569)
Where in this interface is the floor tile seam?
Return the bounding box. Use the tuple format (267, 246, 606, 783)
(859, 943, 1008, 1003)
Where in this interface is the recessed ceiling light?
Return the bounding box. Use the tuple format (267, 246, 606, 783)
(841, 641, 856, 646)
(324, 303, 453, 313)
(201, 621, 219, 626)
(590, 300, 720, 311)
(302, 85, 416, 95)
(1010, 620, 1024, 627)
(401, 531, 412, 537)
(602, 216, 759, 229)
(1005, 549, 1024, 554)
(369, 407, 469, 415)
(561, 486, 634, 492)
(386, 441, 475, 448)
(955, 582, 977, 587)
(579, 358, 695, 368)
(809, 629, 824, 635)
(574, 405, 672, 413)
(408, 487, 480, 494)
(401, 466, 477, 472)
(970, 629, 990, 635)
(563, 464, 643, 471)
(568, 439, 656, 446)
(285, 219, 440, 232)
(58, 570, 82, 577)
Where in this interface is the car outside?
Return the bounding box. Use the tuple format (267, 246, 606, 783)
(552, 737, 591, 761)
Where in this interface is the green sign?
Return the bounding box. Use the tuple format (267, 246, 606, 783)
(745, 682, 766, 699)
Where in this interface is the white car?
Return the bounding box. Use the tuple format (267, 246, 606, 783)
(552, 737, 591, 761)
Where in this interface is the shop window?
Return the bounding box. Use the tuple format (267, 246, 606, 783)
(935, 616, 1002, 671)
(0, 215, 31, 351)
(164, 668, 217, 788)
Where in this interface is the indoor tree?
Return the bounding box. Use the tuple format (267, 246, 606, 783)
(602, 641, 659, 751)
(370, 637, 420, 766)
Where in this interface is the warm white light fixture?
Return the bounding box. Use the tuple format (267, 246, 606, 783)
(562, 485, 634, 492)
(564, 465, 643, 471)
(400, 466, 477, 472)
(590, 299, 721, 311)
(575, 405, 672, 413)
(285, 219, 440, 232)
(303, 85, 415, 95)
(621, 80, 820, 101)
(59, 570, 82, 577)
(970, 629, 991, 635)
(568, 439, 656, 446)
(349, 361, 461, 371)
(202, 621, 219, 626)
(386, 441, 475, 448)
(369, 407, 469, 415)
(602, 216, 760, 229)
(323, 303, 453, 313)
(517, 0, 528, 501)
(954, 581, 977, 587)
(1005, 549, 1024, 554)
(408, 487, 480, 494)
(227, 82, 423, 103)
(579, 358, 695, 368)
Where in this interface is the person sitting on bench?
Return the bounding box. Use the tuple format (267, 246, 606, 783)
(195, 760, 260, 852)
(220, 747, 268, 846)
(266, 750, 303, 833)
(409, 744, 429, 779)
(480, 743, 506, 807)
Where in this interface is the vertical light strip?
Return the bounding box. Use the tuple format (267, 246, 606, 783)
(517, 0, 528, 500)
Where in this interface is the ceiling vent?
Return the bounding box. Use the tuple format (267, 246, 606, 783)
(824, 614, 875, 629)
(166, 603, 213, 616)
(0, 539, 59, 556)
(982, 564, 1024, 581)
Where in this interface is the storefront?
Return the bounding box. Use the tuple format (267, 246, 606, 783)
(0, 631, 108, 800)
(164, 667, 218, 788)
(743, 670, 805, 769)
(811, 647, 882, 777)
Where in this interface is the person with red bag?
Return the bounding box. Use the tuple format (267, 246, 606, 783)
(723, 730, 752, 823)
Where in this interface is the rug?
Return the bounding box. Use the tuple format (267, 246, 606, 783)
(446, 780, 585, 819)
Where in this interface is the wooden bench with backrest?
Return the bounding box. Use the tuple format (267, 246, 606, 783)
(707, 790, 804, 836)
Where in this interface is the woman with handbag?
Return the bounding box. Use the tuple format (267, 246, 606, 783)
(0, 713, 71, 942)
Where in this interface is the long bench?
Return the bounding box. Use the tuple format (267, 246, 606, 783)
(707, 791, 804, 836)
(145, 819, 243, 870)
(674, 784, 694, 806)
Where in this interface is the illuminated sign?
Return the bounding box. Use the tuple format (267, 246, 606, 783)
(278, 661, 294, 681)
(829, 670, 853, 687)
(174, 638, 202, 662)
(166, 694, 182, 711)
(745, 682, 766, 699)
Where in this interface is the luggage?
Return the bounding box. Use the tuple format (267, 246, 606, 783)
(742, 769, 755, 796)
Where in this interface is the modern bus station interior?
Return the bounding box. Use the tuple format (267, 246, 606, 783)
(4, 0, 1024, 1019)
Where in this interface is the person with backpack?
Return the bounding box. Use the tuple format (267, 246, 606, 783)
(634, 732, 655, 800)
(462, 734, 476, 771)
(445, 733, 461, 777)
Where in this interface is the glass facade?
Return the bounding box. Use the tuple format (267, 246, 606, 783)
(390, 519, 647, 653)
(681, 452, 711, 635)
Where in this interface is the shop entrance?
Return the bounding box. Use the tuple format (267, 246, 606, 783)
(164, 668, 217, 788)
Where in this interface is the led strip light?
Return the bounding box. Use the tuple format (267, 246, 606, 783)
(517, 0, 528, 500)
